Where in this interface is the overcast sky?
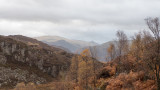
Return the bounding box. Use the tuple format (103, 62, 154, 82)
(0, 0, 160, 43)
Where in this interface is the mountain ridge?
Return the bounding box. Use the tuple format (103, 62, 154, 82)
(34, 36, 98, 53)
(34, 35, 116, 61)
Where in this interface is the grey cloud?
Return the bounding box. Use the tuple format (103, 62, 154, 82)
(1, 0, 160, 24)
(0, 0, 160, 43)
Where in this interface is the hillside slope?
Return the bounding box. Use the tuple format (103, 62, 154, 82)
(0, 35, 73, 89)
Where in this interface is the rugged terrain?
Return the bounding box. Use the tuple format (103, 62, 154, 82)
(0, 31, 158, 90)
(0, 35, 73, 89)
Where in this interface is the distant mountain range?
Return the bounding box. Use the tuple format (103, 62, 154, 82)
(35, 36, 115, 61)
(34, 36, 98, 53)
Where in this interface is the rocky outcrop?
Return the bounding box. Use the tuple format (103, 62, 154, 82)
(0, 67, 46, 88)
(0, 36, 72, 78)
(0, 36, 73, 88)
(0, 54, 7, 64)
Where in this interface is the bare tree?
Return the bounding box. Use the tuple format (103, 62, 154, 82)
(116, 30, 129, 62)
(145, 17, 160, 90)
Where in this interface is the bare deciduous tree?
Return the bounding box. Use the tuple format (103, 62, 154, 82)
(145, 17, 160, 89)
(116, 30, 129, 62)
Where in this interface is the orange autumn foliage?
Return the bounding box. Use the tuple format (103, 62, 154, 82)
(97, 71, 156, 90)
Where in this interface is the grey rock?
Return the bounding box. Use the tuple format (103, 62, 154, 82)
(0, 55, 7, 64)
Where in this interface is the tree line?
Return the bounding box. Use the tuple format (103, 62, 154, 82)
(107, 17, 160, 90)
(68, 17, 160, 90)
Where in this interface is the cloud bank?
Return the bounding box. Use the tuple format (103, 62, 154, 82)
(0, 0, 160, 43)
